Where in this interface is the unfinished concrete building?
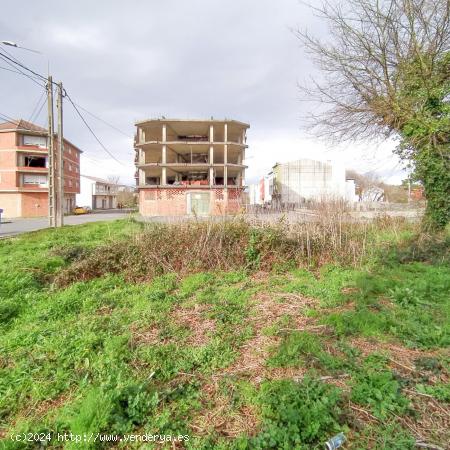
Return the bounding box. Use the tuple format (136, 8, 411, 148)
(135, 119, 249, 216)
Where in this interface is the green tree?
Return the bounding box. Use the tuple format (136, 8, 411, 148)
(297, 0, 450, 228)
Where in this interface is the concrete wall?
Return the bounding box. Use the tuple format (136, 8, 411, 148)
(77, 177, 95, 208)
(275, 159, 351, 204)
(0, 193, 21, 218)
(139, 188, 243, 216)
(21, 192, 48, 217)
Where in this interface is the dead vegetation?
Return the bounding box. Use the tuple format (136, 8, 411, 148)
(171, 304, 215, 347)
(53, 216, 410, 287)
(223, 292, 318, 382)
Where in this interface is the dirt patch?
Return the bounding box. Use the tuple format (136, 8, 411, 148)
(0, 391, 73, 439)
(401, 393, 450, 447)
(190, 381, 259, 438)
(96, 305, 114, 316)
(223, 292, 319, 383)
(130, 325, 161, 347)
(190, 290, 319, 435)
(171, 304, 215, 346)
(349, 337, 449, 380)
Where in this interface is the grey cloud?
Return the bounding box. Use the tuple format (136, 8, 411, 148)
(0, 0, 402, 184)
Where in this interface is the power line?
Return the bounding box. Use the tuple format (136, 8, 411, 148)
(0, 53, 46, 89)
(0, 111, 47, 133)
(0, 46, 130, 167)
(65, 93, 127, 167)
(73, 103, 132, 138)
(28, 89, 47, 122)
(0, 47, 47, 82)
(31, 95, 47, 124)
(0, 65, 23, 75)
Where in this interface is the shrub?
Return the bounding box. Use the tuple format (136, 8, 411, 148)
(110, 383, 159, 434)
(54, 218, 410, 287)
(252, 376, 343, 448)
(351, 370, 410, 420)
(416, 382, 450, 402)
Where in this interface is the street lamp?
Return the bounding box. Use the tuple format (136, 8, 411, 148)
(1, 40, 42, 54)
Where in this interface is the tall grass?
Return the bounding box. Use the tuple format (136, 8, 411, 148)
(54, 215, 412, 287)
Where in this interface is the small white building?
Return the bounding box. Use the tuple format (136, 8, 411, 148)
(77, 175, 118, 209)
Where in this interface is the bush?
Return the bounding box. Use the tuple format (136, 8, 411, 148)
(351, 370, 410, 420)
(54, 218, 409, 287)
(252, 376, 343, 448)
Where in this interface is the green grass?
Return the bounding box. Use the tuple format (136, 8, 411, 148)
(0, 219, 449, 449)
(323, 262, 450, 348)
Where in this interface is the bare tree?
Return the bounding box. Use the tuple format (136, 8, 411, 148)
(107, 175, 120, 186)
(296, 0, 450, 227)
(297, 0, 449, 140)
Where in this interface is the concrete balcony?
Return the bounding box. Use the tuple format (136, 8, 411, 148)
(136, 162, 247, 169)
(16, 166, 48, 173)
(135, 140, 248, 149)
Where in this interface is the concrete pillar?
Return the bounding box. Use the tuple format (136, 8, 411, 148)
(210, 124, 215, 186)
(224, 123, 228, 142)
(224, 144, 228, 187)
(209, 145, 214, 186)
(139, 169, 145, 186)
(162, 125, 167, 185)
(237, 170, 242, 187)
(241, 129, 246, 144)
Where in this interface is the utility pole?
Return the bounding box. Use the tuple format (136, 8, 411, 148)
(47, 76, 56, 227)
(56, 82, 64, 227)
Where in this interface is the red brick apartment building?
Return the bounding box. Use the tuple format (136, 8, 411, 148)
(135, 119, 249, 216)
(0, 119, 82, 218)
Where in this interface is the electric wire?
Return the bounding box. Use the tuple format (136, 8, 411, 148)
(0, 65, 23, 75)
(31, 95, 47, 125)
(0, 47, 134, 169)
(65, 93, 127, 167)
(0, 53, 46, 89)
(0, 48, 47, 82)
(28, 90, 47, 122)
(72, 103, 132, 138)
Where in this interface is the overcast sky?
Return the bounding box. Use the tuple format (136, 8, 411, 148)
(0, 0, 407, 185)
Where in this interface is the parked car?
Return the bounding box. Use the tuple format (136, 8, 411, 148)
(73, 206, 91, 215)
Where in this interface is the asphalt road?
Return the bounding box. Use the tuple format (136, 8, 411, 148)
(0, 210, 135, 238)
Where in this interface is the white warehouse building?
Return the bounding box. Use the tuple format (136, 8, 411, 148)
(249, 159, 357, 206)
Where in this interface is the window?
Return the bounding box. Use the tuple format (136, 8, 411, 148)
(69, 163, 72, 171)
(23, 135, 47, 148)
(24, 156, 47, 168)
(69, 179, 73, 187)
(23, 174, 47, 185)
